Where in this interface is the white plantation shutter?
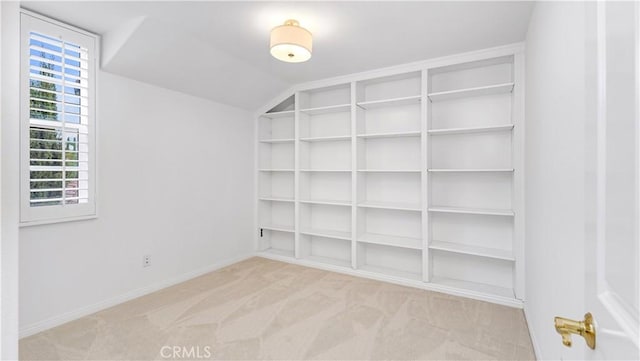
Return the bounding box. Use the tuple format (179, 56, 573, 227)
(20, 12, 97, 224)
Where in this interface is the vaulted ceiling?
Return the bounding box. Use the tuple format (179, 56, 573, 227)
(22, 1, 534, 110)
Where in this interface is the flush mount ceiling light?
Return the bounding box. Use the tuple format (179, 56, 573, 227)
(270, 19, 312, 63)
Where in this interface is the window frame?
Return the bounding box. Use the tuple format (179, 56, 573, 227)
(19, 10, 99, 226)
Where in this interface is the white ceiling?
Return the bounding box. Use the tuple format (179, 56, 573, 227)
(22, 1, 534, 110)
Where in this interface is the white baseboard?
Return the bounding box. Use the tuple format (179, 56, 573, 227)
(19, 253, 254, 338)
(256, 251, 524, 309)
(523, 304, 541, 360)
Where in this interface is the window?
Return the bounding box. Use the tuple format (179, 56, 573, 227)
(20, 11, 97, 224)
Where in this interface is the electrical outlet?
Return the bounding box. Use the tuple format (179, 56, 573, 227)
(143, 255, 151, 267)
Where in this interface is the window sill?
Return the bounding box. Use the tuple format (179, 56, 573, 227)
(19, 214, 98, 228)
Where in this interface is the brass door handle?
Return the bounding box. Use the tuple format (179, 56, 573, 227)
(554, 312, 596, 349)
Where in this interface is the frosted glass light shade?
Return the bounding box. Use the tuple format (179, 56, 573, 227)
(270, 19, 312, 63)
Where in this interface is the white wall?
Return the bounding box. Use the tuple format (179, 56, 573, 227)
(18, 70, 255, 335)
(525, 2, 587, 360)
(1, 2, 21, 359)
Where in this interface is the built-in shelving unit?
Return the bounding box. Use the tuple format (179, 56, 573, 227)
(258, 96, 296, 256)
(426, 54, 522, 302)
(255, 48, 524, 307)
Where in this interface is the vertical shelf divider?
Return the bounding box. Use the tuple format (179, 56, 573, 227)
(350, 81, 358, 269)
(254, 116, 261, 253)
(421, 69, 430, 282)
(294, 92, 301, 259)
(512, 51, 525, 300)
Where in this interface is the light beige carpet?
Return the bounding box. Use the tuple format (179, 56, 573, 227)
(20, 257, 535, 360)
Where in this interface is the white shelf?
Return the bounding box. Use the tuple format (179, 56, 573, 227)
(428, 82, 514, 101)
(300, 227, 351, 241)
(358, 200, 421, 212)
(357, 95, 421, 110)
(428, 206, 514, 217)
(261, 110, 295, 119)
(258, 138, 294, 143)
(299, 199, 351, 207)
(359, 264, 422, 281)
(356, 130, 421, 139)
(358, 232, 422, 250)
(299, 135, 351, 142)
(259, 169, 294, 172)
(260, 224, 294, 233)
(430, 276, 514, 299)
(428, 124, 514, 135)
(262, 248, 295, 258)
(357, 169, 421, 173)
(299, 104, 351, 115)
(428, 168, 514, 173)
(259, 196, 295, 203)
(430, 240, 514, 261)
(304, 255, 351, 268)
(300, 169, 351, 173)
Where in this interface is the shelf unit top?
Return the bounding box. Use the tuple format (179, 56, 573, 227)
(428, 55, 514, 75)
(356, 70, 421, 85)
(428, 82, 514, 102)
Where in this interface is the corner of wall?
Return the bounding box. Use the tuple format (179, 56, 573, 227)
(1, 2, 22, 359)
